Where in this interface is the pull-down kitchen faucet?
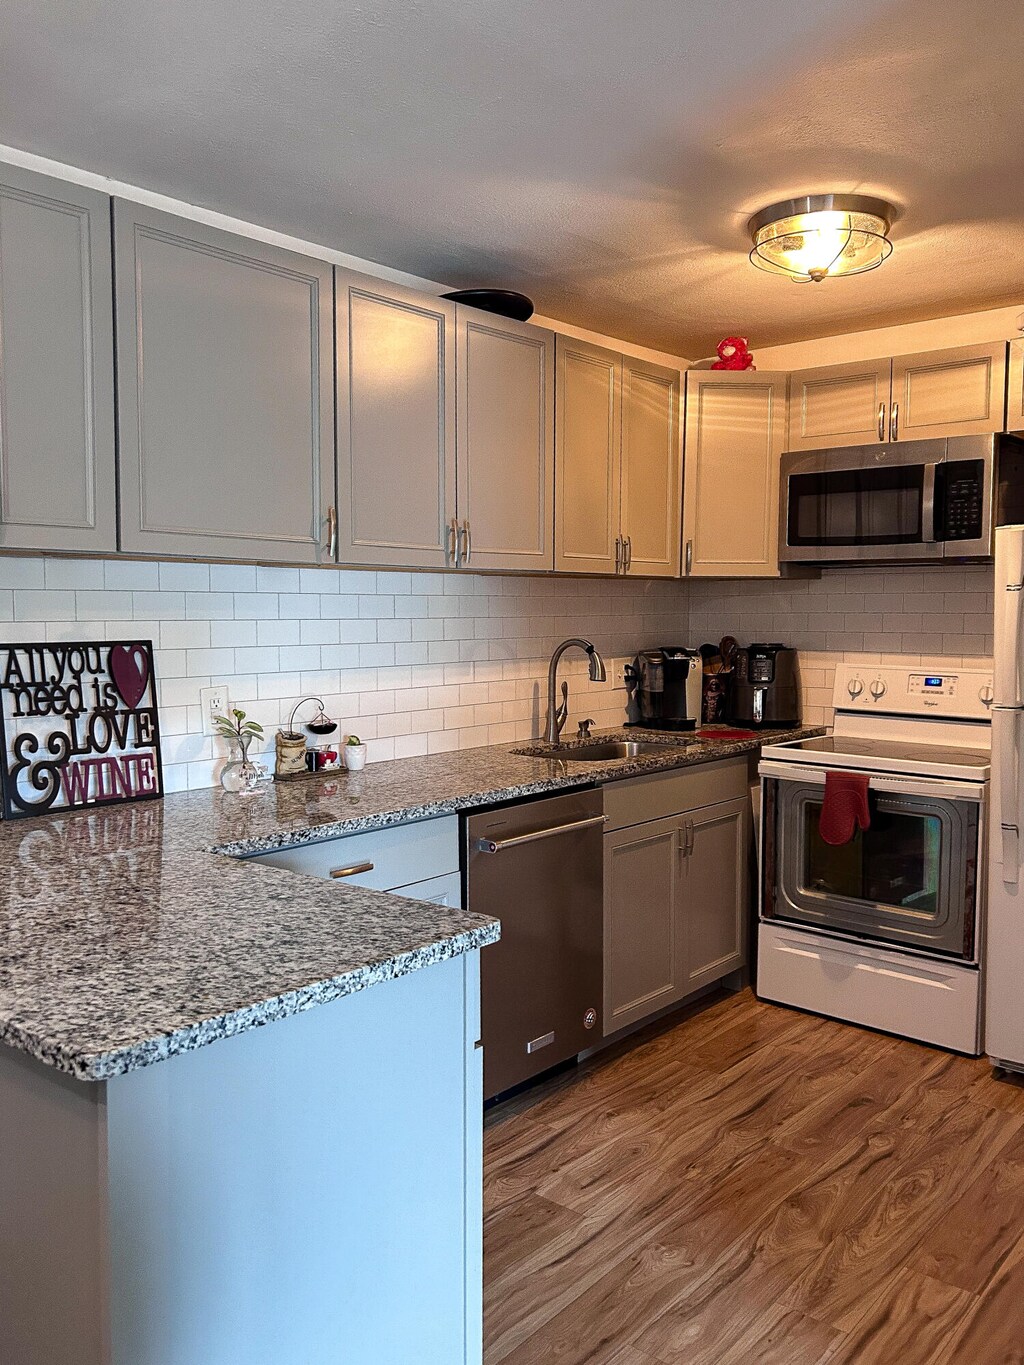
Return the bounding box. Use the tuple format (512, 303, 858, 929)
(544, 638, 607, 743)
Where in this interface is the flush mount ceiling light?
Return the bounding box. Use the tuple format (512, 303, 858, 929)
(748, 194, 894, 284)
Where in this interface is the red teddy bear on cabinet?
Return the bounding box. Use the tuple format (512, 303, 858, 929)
(711, 336, 755, 370)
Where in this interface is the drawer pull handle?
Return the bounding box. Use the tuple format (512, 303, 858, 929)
(526, 1031, 555, 1054)
(330, 860, 375, 879)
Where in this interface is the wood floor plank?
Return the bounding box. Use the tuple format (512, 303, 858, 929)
(484, 1192, 585, 1285)
(931, 1233, 1024, 1364)
(912, 1124, 1024, 1293)
(782, 1096, 1021, 1331)
(823, 1269, 976, 1365)
(482, 988, 1020, 1365)
(715, 1305, 841, 1365)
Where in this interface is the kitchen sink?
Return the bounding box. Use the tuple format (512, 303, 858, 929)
(513, 739, 692, 761)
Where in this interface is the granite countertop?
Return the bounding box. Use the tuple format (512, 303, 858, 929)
(0, 724, 821, 1082)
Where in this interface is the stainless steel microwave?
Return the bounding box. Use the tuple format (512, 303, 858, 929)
(779, 433, 1024, 565)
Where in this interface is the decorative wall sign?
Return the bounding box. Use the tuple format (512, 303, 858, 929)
(0, 640, 163, 819)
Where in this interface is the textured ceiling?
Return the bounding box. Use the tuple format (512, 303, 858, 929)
(1, 0, 1022, 357)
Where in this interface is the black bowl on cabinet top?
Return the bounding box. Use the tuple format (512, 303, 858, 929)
(441, 288, 534, 321)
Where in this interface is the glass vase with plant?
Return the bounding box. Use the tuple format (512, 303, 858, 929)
(214, 709, 266, 794)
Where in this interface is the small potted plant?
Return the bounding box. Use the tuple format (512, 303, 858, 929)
(344, 733, 368, 772)
(213, 709, 266, 794)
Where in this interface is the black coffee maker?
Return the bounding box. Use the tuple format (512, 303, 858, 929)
(730, 644, 800, 729)
(626, 647, 703, 731)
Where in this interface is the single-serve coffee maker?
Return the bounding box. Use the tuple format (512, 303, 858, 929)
(626, 647, 703, 731)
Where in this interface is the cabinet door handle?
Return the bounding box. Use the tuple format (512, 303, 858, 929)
(447, 518, 458, 567)
(877, 402, 886, 442)
(325, 505, 337, 559)
(462, 519, 472, 565)
(685, 539, 693, 575)
(615, 535, 622, 574)
(687, 818, 695, 855)
(624, 536, 632, 571)
(890, 402, 899, 441)
(330, 860, 374, 879)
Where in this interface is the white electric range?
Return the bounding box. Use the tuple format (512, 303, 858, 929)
(757, 664, 993, 1054)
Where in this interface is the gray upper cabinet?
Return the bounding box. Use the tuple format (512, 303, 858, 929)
(0, 166, 116, 553)
(620, 357, 682, 577)
(337, 272, 456, 568)
(787, 357, 892, 452)
(455, 308, 554, 572)
(789, 342, 1008, 450)
(1009, 340, 1024, 433)
(555, 336, 621, 574)
(891, 342, 1007, 441)
(683, 369, 788, 578)
(115, 203, 334, 563)
(555, 336, 682, 576)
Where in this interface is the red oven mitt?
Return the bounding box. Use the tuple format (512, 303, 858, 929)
(819, 771, 871, 846)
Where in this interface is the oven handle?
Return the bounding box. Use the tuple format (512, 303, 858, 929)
(758, 760, 984, 804)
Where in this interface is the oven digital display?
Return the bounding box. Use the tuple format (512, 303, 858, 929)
(924, 677, 943, 688)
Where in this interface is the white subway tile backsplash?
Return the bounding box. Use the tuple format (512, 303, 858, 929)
(46, 559, 105, 590)
(159, 562, 211, 592)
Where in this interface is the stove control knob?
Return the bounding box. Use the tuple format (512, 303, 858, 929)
(979, 683, 994, 707)
(870, 678, 887, 701)
(847, 677, 864, 699)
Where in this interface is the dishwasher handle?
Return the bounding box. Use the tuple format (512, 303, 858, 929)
(475, 813, 606, 854)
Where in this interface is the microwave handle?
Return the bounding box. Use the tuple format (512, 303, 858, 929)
(921, 462, 937, 543)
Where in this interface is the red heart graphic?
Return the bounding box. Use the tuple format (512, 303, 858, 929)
(109, 644, 150, 710)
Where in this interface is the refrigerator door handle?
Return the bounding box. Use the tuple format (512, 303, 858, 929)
(994, 705, 1024, 886)
(996, 527, 1024, 705)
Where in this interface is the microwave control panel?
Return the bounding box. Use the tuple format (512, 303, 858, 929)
(939, 459, 985, 541)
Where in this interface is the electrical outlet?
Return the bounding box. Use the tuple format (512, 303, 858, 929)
(200, 686, 228, 737)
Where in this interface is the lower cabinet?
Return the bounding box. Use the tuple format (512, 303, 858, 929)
(605, 817, 683, 1033)
(603, 764, 750, 1036)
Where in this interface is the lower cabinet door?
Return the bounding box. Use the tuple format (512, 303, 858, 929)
(603, 816, 683, 1035)
(681, 796, 749, 991)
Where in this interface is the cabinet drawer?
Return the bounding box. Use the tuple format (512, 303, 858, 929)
(248, 816, 459, 892)
(603, 757, 749, 830)
(392, 871, 463, 910)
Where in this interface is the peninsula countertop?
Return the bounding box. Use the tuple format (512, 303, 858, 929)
(0, 724, 821, 1082)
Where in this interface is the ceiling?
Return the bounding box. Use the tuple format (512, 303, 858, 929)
(1, 0, 1022, 358)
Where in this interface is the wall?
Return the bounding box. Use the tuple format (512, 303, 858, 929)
(687, 563, 994, 726)
(0, 557, 687, 792)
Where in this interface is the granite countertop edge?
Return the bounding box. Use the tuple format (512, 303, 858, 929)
(0, 725, 822, 1082)
(6, 920, 501, 1082)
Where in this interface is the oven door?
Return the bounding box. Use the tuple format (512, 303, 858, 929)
(761, 765, 981, 959)
(780, 441, 945, 563)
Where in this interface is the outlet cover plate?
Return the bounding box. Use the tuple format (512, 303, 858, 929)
(200, 685, 228, 736)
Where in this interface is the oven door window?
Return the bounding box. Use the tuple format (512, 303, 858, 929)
(771, 779, 977, 957)
(788, 465, 926, 547)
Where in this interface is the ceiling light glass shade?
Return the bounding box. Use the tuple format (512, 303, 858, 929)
(748, 194, 894, 283)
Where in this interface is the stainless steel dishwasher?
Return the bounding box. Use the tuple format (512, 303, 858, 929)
(465, 788, 604, 1100)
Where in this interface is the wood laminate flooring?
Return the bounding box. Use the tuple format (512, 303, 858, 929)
(483, 989, 1024, 1364)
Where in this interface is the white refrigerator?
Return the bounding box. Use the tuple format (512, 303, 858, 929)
(987, 523, 1024, 1068)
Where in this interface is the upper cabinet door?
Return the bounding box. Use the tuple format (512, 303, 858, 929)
(891, 342, 1007, 441)
(0, 167, 116, 553)
(555, 336, 621, 574)
(787, 357, 892, 451)
(620, 357, 681, 578)
(115, 203, 334, 563)
(683, 370, 787, 578)
(1008, 341, 1024, 433)
(337, 272, 456, 568)
(455, 309, 553, 572)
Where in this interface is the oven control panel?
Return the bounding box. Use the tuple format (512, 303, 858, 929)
(834, 664, 993, 719)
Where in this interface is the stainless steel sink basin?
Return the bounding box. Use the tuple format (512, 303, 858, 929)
(513, 739, 690, 761)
